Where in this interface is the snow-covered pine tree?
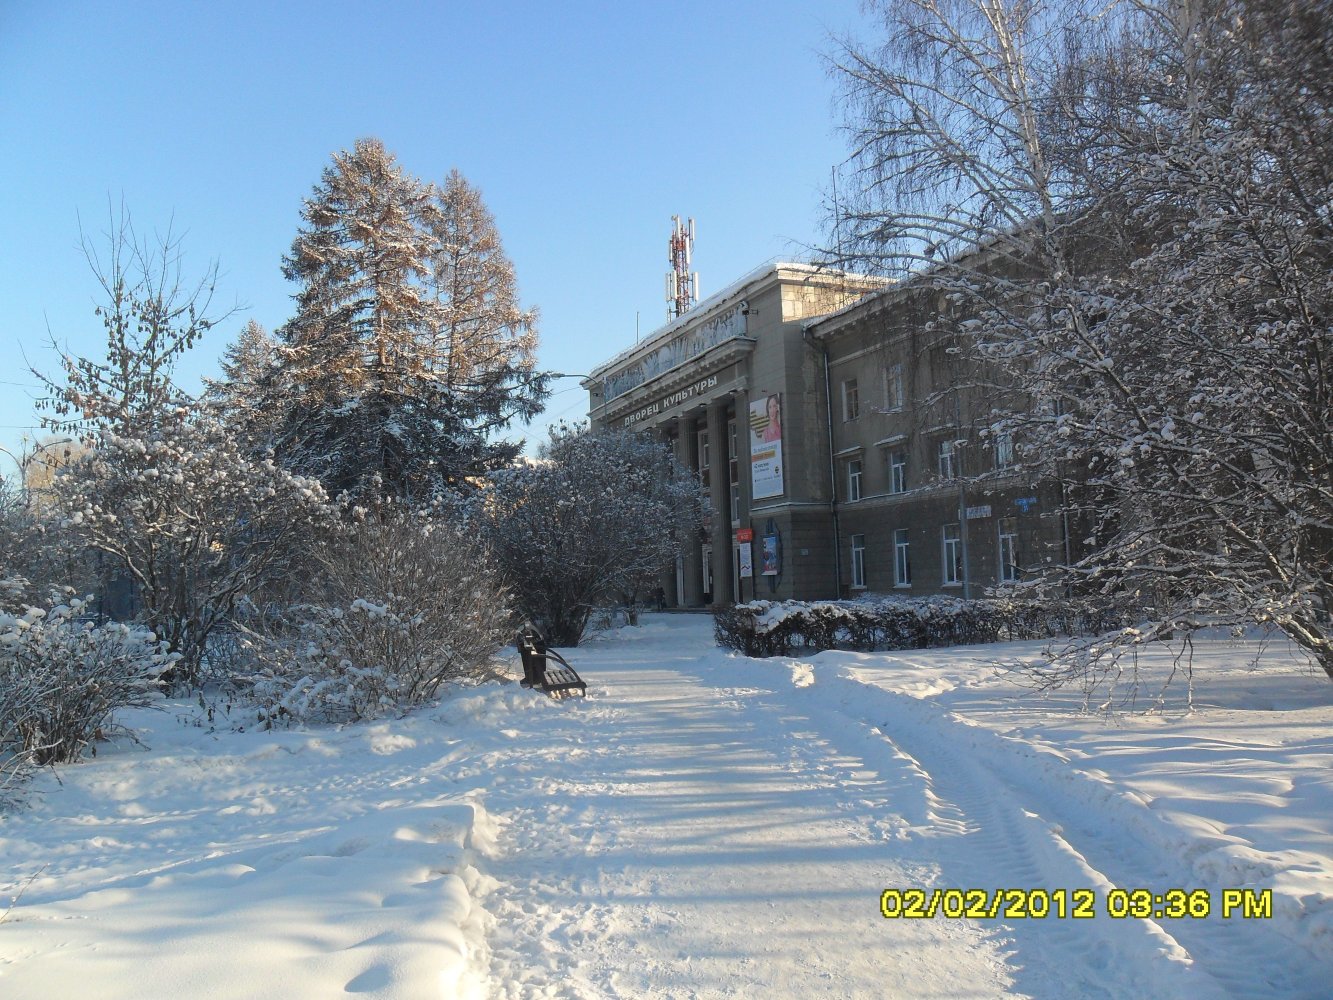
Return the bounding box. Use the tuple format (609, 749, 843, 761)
(203, 318, 279, 443)
(262, 139, 547, 503)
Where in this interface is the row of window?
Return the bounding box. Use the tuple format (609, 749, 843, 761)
(848, 519, 1022, 589)
(692, 409, 1014, 514)
(840, 364, 907, 422)
(844, 434, 1013, 502)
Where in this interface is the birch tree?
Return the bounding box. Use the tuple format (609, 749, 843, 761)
(833, 0, 1333, 682)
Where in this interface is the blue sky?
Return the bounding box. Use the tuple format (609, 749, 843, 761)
(0, 0, 872, 473)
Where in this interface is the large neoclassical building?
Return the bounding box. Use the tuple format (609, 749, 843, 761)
(583, 260, 1069, 608)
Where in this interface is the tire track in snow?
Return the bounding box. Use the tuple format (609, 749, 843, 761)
(679, 662, 1166, 999)
(704, 652, 1331, 1000)
(863, 699, 1212, 1000)
(859, 674, 1333, 1000)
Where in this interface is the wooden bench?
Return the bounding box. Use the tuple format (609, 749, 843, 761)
(516, 626, 587, 699)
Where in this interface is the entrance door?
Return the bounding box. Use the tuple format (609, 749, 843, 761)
(701, 544, 713, 602)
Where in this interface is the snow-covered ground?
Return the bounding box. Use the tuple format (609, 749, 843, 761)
(3, 614, 1331, 998)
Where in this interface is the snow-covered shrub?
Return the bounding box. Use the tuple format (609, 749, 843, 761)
(479, 425, 707, 646)
(49, 411, 332, 686)
(0, 479, 93, 607)
(0, 591, 172, 768)
(713, 604, 780, 657)
(237, 509, 511, 724)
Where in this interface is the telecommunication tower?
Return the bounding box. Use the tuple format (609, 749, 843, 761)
(665, 215, 699, 319)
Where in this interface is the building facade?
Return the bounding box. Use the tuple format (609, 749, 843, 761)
(585, 260, 1068, 608)
(807, 281, 1069, 602)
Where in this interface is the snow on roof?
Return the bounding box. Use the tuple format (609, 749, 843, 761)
(588, 259, 879, 381)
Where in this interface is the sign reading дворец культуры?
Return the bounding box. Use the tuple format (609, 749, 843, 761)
(622, 374, 720, 427)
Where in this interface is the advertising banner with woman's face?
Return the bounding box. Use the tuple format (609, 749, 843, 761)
(748, 394, 784, 499)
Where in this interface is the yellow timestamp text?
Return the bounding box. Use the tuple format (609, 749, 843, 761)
(879, 887, 1272, 921)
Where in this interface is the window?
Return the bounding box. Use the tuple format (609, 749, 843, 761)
(938, 438, 961, 480)
(697, 427, 710, 490)
(884, 362, 904, 410)
(846, 458, 863, 502)
(889, 451, 907, 494)
(942, 523, 963, 585)
(842, 378, 860, 421)
(894, 529, 911, 587)
(850, 534, 866, 589)
(998, 517, 1020, 583)
(728, 418, 741, 522)
(995, 432, 1014, 470)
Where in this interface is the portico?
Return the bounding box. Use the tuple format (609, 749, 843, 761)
(586, 261, 881, 608)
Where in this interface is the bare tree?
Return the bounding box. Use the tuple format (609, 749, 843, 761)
(33, 200, 235, 440)
(832, 0, 1333, 681)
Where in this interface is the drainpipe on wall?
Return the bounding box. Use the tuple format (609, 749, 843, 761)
(955, 392, 971, 600)
(806, 327, 842, 599)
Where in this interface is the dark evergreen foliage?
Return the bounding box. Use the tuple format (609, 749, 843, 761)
(243, 138, 547, 503)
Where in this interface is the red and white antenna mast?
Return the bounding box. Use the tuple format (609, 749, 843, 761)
(665, 215, 699, 319)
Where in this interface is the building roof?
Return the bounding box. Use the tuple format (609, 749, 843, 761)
(587, 259, 885, 383)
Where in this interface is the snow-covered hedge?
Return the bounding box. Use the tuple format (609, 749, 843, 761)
(714, 596, 1128, 657)
(0, 587, 172, 785)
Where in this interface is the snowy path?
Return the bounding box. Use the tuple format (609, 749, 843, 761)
(3, 614, 1330, 998)
(472, 657, 1014, 997)
(471, 619, 1333, 999)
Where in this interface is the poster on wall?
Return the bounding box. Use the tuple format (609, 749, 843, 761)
(748, 394, 785, 500)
